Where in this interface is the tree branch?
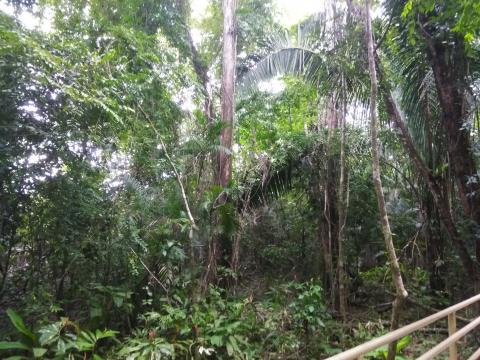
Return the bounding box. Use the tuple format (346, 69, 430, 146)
(136, 105, 198, 230)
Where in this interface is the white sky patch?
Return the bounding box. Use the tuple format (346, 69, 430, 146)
(258, 77, 285, 94)
(103, 152, 132, 189)
(27, 153, 47, 165)
(191, 0, 326, 27)
(190, 27, 203, 47)
(275, 0, 325, 27)
(0, 1, 14, 16)
(173, 85, 197, 112)
(191, 0, 209, 22)
(0, 1, 54, 32)
(19, 100, 46, 122)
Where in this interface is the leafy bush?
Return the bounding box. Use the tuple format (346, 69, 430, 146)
(288, 280, 329, 334)
(118, 286, 258, 359)
(0, 309, 118, 359)
(2, 281, 332, 359)
(118, 281, 331, 359)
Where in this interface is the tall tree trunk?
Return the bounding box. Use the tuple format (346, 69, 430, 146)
(423, 194, 445, 291)
(365, 2, 408, 359)
(217, 0, 236, 188)
(423, 102, 445, 290)
(337, 85, 348, 322)
(383, 92, 478, 278)
(419, 22, 480, 265)
(376, 65, 480, 291)
(203, 0, 237, 287)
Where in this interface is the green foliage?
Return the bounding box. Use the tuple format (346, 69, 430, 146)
(365, 335, 411, 360)
(401, 0, 480, 46)
(118, 286, 258, 359)
(6, 309, 37, 344)
(115, 282, 331, 359)
(1, 309, 118, 359)
(288, 280, 329, 333)
(83, 284, 134, 328)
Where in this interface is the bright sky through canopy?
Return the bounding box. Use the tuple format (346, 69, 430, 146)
(192, 0, 326, 26)
(275, 0, 325, 26)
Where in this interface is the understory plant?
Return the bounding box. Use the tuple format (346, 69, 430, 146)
(0, 309, 118, 359)
(118, 281, 331, 359)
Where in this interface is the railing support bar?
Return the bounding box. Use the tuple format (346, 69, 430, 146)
(467, 347, 480, 360)
(417, 316, 480, 360)
(325, 293, 480, 360)
(448, 311, 457, 360)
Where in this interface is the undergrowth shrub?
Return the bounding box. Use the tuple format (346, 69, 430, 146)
(118, 281, 331, 359)
(1, 281, 332, 359)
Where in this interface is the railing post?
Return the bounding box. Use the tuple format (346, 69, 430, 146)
(448, 311, 457, 360)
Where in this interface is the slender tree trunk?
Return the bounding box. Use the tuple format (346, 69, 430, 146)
(181, 0, 215, 267)
(203, 0, 237, 287)
(337, 86, 348, 322)
(323, 97, 338, 305)
(365, 2, 408, 359)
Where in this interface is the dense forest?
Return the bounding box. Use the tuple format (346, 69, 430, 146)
(1, 0, 480, 358)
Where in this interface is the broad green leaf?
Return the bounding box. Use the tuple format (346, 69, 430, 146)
(94, 329, 118, 340)
(396, 336, 412, 353)
(6, 309, 36, 342)
(228, 335, 241, 353)
(38, 323, 61, 346)
(32, 348, 47, 358)
(401, 0, 414, 18)
(113, 296, 124, 307)
(226, 342, 234, 357)
(0, 341, 30, 350)
(209, 335, 223, 347)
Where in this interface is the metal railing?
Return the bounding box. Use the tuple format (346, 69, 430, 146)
(324, 293, 480, 360)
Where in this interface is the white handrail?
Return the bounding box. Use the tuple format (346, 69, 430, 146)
(324, 293, 480, 360)
(417, 316, 480, 360)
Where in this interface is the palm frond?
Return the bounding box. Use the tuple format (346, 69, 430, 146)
(237, 47, 324, 96)
(384, 27, 444, 168)
(240, 136, 320, 208)
(237, 5, 370, 106)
